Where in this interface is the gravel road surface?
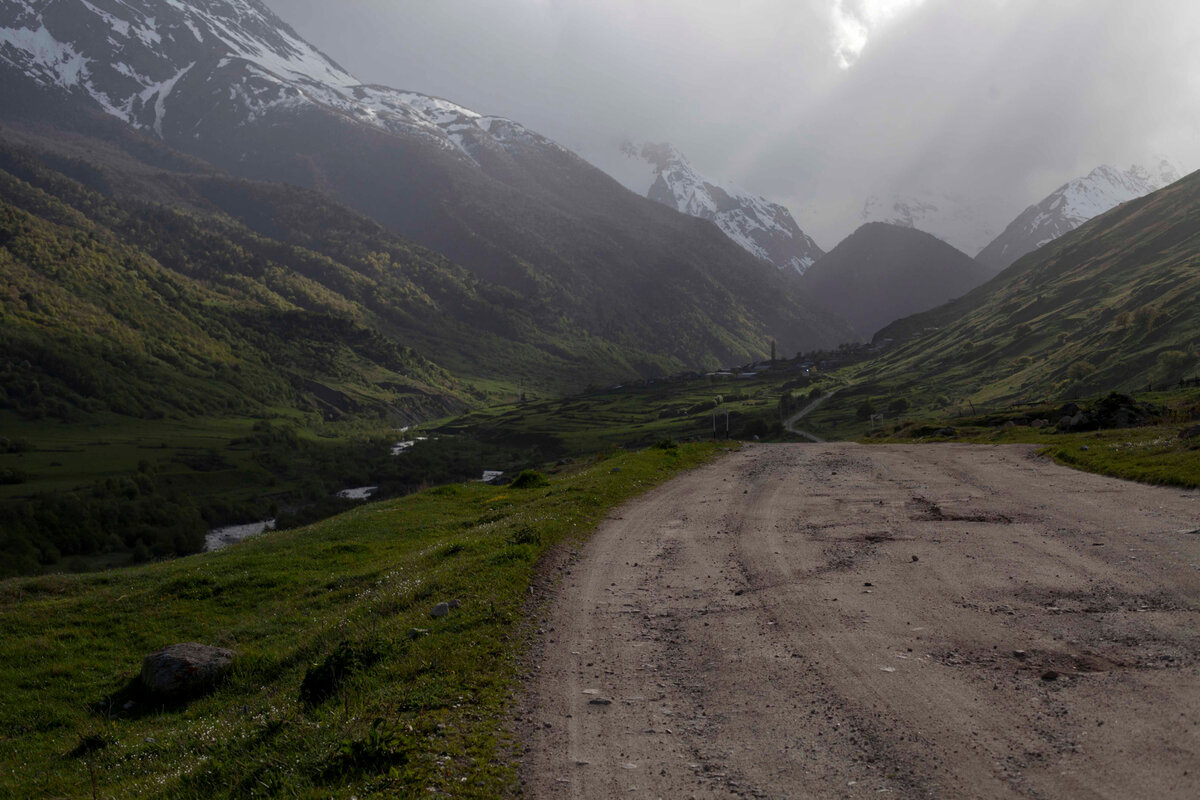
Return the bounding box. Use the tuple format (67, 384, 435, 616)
(522, 443, 1200, 799)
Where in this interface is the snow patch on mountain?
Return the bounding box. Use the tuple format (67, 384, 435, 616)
(0, 23, 88, 88)
(0, 0, 560, 169)
(622, 141, 824, 275)
(145, 61, 192, 135)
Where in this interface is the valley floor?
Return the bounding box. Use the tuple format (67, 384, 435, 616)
(522, 443, 1200, 799)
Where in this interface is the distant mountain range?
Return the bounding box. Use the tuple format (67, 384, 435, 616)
(0, 0, 854, 413)
(867, 167, 1200, 403)
(619, 141, 825, 275)
(799, 222, 992, 340)
(857, 159, 1183, 269)
(975, 159, 1182, 273)
(2, 0, 1190, 418)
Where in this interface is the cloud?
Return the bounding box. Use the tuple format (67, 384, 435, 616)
(831, 0, 928, 69)
(265, 0, 1200, 249)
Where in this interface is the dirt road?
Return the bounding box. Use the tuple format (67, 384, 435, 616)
(783, 389, 836, 443)
(522, 444, 1200, 799)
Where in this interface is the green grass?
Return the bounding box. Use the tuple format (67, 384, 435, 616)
(913, 426, 1200, 490)
(433, 368, 833, 455)
(0, 412, 287, 500)
(0, 442, 728, 798)
(1040, 430, 1200, 488)
(856, 388, 1200, 489)
(0, 406, 544, 576)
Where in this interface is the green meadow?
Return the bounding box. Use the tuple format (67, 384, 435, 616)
(0, 442, 726, 799)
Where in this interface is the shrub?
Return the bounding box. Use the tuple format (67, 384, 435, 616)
(1066, 360, 1096, 381)
(1158, 349, 1194, 379)
(1133, 304, 1162, 332)
(508, 470, 549, 489)
(333, 718, 407, 774)
(300, 638, 385, 706)
(506, 525, 541, 546)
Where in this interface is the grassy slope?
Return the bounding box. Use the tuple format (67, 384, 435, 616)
(848, 387, 1200, 489)
(433, 367, 828, 456)
(0, 132, 737, 571)
(0, 147, 467, 423)
(0, 442, 727, 799)
(853, 170, 1200, 410)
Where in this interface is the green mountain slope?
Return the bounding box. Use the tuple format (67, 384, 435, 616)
(855, 170, 1200, 406)
(0, 142, 475, 422)
(0, 124, 801, 426)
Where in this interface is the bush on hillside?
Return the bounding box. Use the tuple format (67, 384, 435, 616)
(509, 470, 549, 489)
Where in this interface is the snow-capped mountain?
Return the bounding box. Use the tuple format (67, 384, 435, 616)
(0, 0, 565, 170)
(621, 141, 825, 275)
(0, 0, 856, 362)
(975, 158, 1183, 273)
(859, 190, 997, 257)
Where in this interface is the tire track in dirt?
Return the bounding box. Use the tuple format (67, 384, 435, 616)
(521, 444, 1200, 799)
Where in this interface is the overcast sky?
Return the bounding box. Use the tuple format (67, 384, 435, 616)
(264, 0, 1199, 249)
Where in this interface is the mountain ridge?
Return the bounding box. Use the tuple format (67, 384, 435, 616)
(975, 158, 1183, 273)
(620, 141, 825, 275)
(1, 0, 855, 373)
(865, 167, 1200, 405)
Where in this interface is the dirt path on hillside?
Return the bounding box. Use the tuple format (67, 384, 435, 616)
(521, 444, 1200, 799)
(782, 388, 836, 442)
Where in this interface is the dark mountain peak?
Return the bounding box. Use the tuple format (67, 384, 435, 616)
(827, 221, 982, 268)
(848, 219, 949, 240)
(801, 221, 990, 340)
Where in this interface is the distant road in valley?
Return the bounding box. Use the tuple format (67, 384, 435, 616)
(783, 387, 837, 442)
(523, 443, 1200, 799)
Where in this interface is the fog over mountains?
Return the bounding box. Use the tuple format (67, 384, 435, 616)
(0, 0, 853, 401)
(263, 0, 1198, 250)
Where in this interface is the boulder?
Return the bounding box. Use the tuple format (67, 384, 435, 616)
(141, 643, 235, 697)
(430, 600, 460, 618)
